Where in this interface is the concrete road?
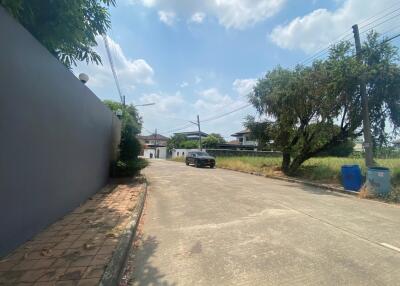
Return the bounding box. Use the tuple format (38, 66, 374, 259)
(130, 160, 400, 286)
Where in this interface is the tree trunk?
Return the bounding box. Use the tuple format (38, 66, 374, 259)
(281, 152, 291, 173)
(287, 154, 309, 176)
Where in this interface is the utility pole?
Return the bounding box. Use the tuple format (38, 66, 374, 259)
(352, 24, 374, 167)
(197, 115, 202, 151)
(154, 128, 158, 159)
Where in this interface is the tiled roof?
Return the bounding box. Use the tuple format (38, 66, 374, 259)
(138, 134, 169, 140)
(231, 129, 251, 137)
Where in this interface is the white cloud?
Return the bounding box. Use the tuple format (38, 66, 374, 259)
(158, 10, 176, 26)
(190, 12, 206, 24)
(211, 0, 286, 29)
(270, 0, 399, 54)
(195, 76, 202, 84)
(139, 92, 184, 112)
(194, 88, 247, 115)
(75, 36, 154, 91)
(233, 78, 257, 97)
(180, 81, 189, 88)
(134, 0, 286, 29)
(137, 87, 253, 138)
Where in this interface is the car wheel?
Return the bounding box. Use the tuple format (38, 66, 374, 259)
(186, 161, 189, 166)
(195, 160, 200, 168)
(210, 164, 215, 169)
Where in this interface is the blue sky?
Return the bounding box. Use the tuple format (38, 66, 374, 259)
(75, 0, 400, 140)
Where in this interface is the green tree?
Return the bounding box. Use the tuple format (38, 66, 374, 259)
(167, 134, 187, 151)
(203, 133, 225, 148)
(248, 33, 400, 175)
(181, 140, 199, 149)
(103, 100, 142, 135)
(103, 100, 144, 177)
(0, 0, 115, 68)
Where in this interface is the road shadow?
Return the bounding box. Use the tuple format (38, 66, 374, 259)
(124, 235, 176, 286)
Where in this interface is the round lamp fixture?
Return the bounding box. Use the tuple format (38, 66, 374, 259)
(79, 73, 89, 84)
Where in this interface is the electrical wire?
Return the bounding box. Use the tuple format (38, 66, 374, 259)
(202, 104, 252, 123)
(102, 34, 124, 104)
(359, 12, 400, 37)
(295, 2, 400, 67)
(382, 32, 400, 43)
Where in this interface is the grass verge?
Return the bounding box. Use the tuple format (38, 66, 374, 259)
(170, 156, 400, 202)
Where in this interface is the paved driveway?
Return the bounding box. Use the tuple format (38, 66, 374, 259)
(130, 160, 400, 286)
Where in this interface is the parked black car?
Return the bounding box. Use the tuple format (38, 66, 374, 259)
(186, 151, 215, 168)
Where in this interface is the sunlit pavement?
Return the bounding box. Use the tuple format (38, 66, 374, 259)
(130, 160, 400, 286)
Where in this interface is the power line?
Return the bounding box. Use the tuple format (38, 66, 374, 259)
(202, 104, 252, 123)
(359, 6, 400, 31)
(296, 2, 400, 67)
(298, 31, 353, 67)
(358, 1, 400, 26)
(159, 103, 253, 134)
(359, 11, 400, 37)
(382, 32, 400, 43)
(102, 34, 124, 104)
(162, 123, 194, 134)
(379, 25, 400, 38)
(142, 126, 153, 135)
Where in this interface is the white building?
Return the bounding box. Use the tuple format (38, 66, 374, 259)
(138, 133, 169, 159)
(144, 147, 167, 159)
(230, 129, 258, 150)
(171, 148, 200, 158)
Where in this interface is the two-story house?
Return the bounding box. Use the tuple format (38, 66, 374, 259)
(138, 133, 169, 159)
(230, 129, 258, 148)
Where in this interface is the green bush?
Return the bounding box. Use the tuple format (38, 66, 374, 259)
(104, 100, 147, 178)
(113, 158, 149, 178)
(181, 140, 199, 149)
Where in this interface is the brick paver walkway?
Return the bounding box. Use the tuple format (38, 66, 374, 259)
(0, 181, 144, 286)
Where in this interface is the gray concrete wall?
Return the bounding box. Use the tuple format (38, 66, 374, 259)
(0, 7, 120, 256)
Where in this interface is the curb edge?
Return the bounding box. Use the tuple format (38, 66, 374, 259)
(99, 179, 148, 286)
(219, 167, 359, 197)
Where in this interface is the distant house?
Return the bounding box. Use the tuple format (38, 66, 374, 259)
(174, 131, 208, 140)
(138, 133, 168, 147)
(137, 133, 169, 159)
(227, 129, 258, 150)
(231, 129, 257, 146)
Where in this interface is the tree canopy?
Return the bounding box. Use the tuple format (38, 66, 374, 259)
(103, 100, 142, 135)
(202, 133, 226, 148)
(247, 32, 400, 175)
(166, 133, 225, 150)
(103, 100, 145, 176)
(0, 0, 115, 68)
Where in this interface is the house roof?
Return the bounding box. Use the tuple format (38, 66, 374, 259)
(138, 134, 169, 141)
(231, 129, 251, 137)
(174, 131, 208, 137)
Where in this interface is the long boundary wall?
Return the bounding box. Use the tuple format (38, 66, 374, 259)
(0, 7, 120, 256)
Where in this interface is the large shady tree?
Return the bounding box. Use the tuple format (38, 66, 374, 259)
(247, 33, 400, 175)
(0, 0, 115, 68)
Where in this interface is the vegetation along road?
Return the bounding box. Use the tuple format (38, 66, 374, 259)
(129, 160, 400, 286)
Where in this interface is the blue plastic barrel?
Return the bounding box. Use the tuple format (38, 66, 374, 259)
(341, 165, 362, 191)
(366, 167, 391, 196)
